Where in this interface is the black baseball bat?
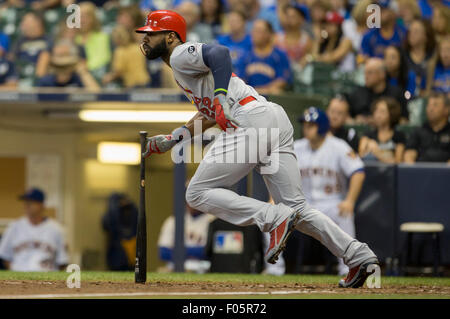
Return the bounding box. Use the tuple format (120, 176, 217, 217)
(135, 131, 147, 283)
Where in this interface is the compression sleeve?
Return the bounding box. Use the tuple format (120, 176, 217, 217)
(202, 44, 232, 96)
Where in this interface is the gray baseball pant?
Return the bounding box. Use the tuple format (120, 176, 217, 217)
(185, 99, 377, 268)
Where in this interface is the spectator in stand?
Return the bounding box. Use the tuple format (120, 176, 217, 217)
(404, 92, 450, 163)
(176, 1, 214, 43)
(346, 58, 408, 123)
(0, 188, 69, 272)
(426, 35, 450, 95)
(342, 0, 372, 63)
(309, 11, 355, 73)
(329, 0, 351, 19)
(276, 0, 303, 34)
(359, 97, 406, 163)
(404, 19, 437, 94)
(396, 0, 421, 29)
(0, 38, 18, 89)
(236, 0, 282, 33)
(102, 26, 150, 88)
(37, 40, 99, 90)
(431, 4, 450, 43)
(200, 0, 225, 37)
(327, 94, 360, 152)
(139, 0, 186, 12)
(239, 19, 292, 94)
(275, 3, 313, 68)
(384, 45, 420, 98)
(76, 2, 112, 83)
(217, 10, 252, 72)
(10, 12, 51, 80)
(360, 0, 406, 59)
(6, 0, 61, 10)
(116, 5, 145, 42)
(310, 0, 331, 41)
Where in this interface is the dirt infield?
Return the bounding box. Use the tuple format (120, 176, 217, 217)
(1, 279, 449, 298)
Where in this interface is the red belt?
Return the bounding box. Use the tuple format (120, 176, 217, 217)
(239, 96, 256, 106)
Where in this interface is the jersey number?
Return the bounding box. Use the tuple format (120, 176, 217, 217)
(193, 96, 215, 118)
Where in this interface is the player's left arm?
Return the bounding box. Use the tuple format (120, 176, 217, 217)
(338, 142, 366, 216)
(202, 44, 240, 128)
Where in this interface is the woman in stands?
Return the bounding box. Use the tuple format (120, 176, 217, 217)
(431, 4, 450, 44)
(426, 35, 450, 95)
(275, 3, 313, 68)
(75, 2, 112, 83)
(403, 19, 436, 95)
(310, 11, 354, 72)
(11, 12, 50, 82)
(384, 45, 420, 98)
(200, 0, 225, 38)
(359, 97, 406, 164)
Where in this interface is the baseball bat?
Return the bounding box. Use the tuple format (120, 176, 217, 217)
(135, 131, 148, 283)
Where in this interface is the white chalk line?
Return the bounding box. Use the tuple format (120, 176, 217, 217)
(0, 290, 338, 299)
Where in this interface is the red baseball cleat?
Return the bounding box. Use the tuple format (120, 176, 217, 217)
(338, 258, 380, 288)
(265, 211, 301, 264)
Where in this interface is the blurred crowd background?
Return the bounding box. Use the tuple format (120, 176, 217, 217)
(0, 0, 448, 95)
(0, 0, 449, 275)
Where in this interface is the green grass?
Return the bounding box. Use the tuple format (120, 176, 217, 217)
(0, 270, 449, 287)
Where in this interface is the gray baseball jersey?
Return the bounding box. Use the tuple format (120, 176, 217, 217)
(170, 41, 258, 120)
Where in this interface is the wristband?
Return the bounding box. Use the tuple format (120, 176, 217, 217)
(214, 88, 228, 96)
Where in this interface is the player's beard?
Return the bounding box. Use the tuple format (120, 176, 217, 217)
(140, 40, 168, 60)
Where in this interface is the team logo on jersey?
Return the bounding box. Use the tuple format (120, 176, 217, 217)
(188, 45, 196, 54)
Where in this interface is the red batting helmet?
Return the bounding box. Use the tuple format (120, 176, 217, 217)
(135, 10, 186, 43)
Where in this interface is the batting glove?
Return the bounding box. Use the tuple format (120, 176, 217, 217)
(143, 126, 189, 158)
(213, 94, 240, 131)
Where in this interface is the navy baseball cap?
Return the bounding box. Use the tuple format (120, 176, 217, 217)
(377, 0, 391, 8)
(19, 188, 45, 203)
(290, 3, 310, 21)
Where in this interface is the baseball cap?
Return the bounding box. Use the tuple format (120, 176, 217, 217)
(19, 188, 45, 203)
(325, 11, 344, 25)
(377, 0, 391, 9)
(291, 3, 310, 21)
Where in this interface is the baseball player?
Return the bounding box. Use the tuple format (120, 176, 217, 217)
(136, 10, 378, 287)
(0, 188, 68, 271)
(294, 107, 365, 276)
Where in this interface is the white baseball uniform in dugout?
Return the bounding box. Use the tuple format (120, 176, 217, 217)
(294, 135, 364, 275)
(0, 217, 68, 271)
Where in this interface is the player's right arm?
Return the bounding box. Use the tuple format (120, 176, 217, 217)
(184, 111, 217, 135)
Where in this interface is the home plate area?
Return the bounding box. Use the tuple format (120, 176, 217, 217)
(0, 279, 448, 299)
